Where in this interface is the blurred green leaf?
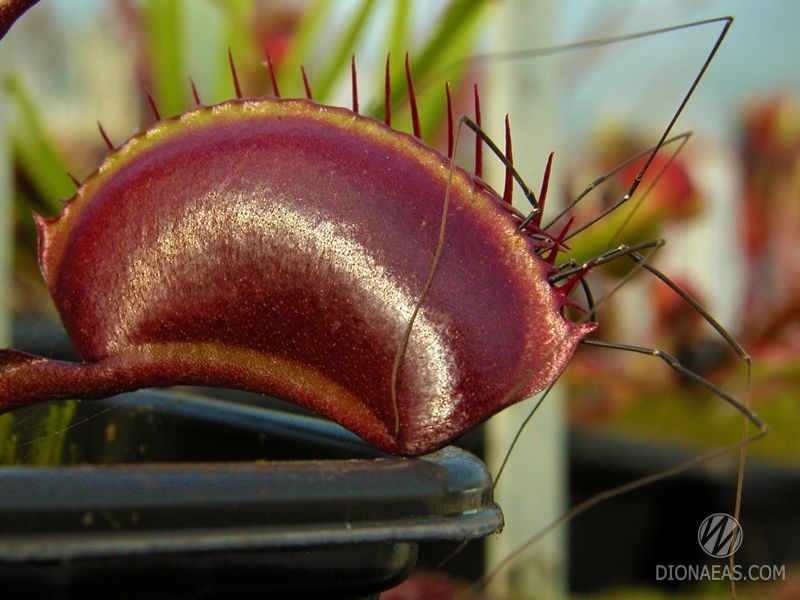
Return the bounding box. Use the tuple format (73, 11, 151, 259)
(142, 0, 185, 118)
(278, 0, 333, 99)
(388, 0, 411, 64)
(414, 16, 483, 141)
(0, 401, 76, 466)
(0, 413, 17, 465)
(216, 0, 260, 101)
(369, 0, 489, 141)
(312, 0, 377, 102)
(13, 191, 38, 247)
(28, 401, 77, 466)
(5, 74, 74, 214)
(395, 0, 486, 104)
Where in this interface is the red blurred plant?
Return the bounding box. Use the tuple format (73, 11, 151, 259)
(739, 93, 800, 358)
(564, 126, 702, 266)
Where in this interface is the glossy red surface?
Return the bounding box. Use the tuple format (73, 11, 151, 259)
(1, 98, 593, 455)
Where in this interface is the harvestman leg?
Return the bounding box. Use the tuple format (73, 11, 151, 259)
(432, 124, 724, 582)
(434, 123, 699, 573)
(460, 114, 694, 238)
(397, 17, 756, 596)
(474, 242, 768, 589)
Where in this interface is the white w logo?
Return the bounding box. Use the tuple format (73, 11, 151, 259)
(698, 513, 743, 558)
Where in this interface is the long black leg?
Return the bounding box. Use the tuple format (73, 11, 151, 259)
(456, 118, 696, 275)
(579, 276, 598, 323)
(558, 131, 694, 245)
(543, 131, 692, 231)
(462, 114, 695, 244)
(581, 339, 764, 430)
(443, 17, 741, 598)
(626, 251, 745, 358)
(391, 116, 467, 438)
(464, 17, 733, 67)
(464, 247, 765, 598)
(395, 114, 553, 439)
(605, 133, 692, 249)
(561, 18, 732, 241)
(425, 18, 732, 245)
(493, 383, 557, 488)
(435, 381, 557, 572)
(470, 428, 766, 597)
(466, 246, 763, 599)
(549, 239, 665, 284)
(623, 252, 758, 574)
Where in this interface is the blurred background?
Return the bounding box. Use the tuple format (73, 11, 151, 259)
(1, 0, 799, 598)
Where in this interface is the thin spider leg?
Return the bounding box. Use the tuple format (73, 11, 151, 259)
(549, 239, 666, 284)
(629, 253, 745, 357)
(467, 429, 766, 599)
(493, 383, 557, 489)
(409, 18, 734, 118)
(462, 239, 762, 600)
(579, 277, 597, 323)
(606, 133, 692, 249)
(562, 18, 732, 242)
(554, 131, 693, 250)
(464, 17, 733, 68)
(624, 253, 756, 578)
(581, 339, 764, 429)
(436, 539, 470, 570)
(438, 381, 557, 571)
(543, 131, 692, 231)
(393, 115, 577, 445)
